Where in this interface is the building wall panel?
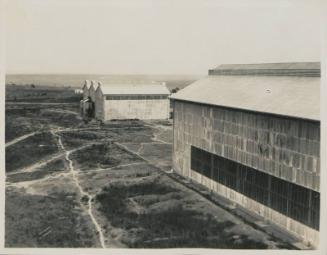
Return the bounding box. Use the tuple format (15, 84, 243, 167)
(83, 86, 89, 99)
(172, 100, 320, 246)
(102, 99, 169, 120)
(95, 90, 104, 120)
(89, 87, 96, 102)
(173, 101, 320, 191)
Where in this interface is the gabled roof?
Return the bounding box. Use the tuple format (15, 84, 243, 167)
(82, 80, 91, 89)
(209, 62, 320, 77)
(170, 75, 320, 121)
(98, 82, 170, 95)
(90, 80, 100, 90)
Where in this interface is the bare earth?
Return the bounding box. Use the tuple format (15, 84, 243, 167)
(5, 87, 294, 249)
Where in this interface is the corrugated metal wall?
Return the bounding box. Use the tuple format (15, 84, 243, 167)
(172, 100, 320, 245)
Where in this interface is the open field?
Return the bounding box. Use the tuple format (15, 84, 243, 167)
(6, 74, 202, 90)
(5, 85, 295, 249)
(6, 84, 81, 103)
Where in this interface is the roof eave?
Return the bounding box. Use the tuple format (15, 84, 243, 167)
(170, 97, 320, 122)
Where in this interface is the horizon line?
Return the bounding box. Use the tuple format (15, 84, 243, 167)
(5, 73, 205, 77)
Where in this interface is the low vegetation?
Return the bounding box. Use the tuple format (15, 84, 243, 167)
(5, 104, 81, 142)
(6, 158, 66, 183)
(96, 179, 268, 248)
(5, 190, 100, 247)
(60, 130, 110, 149)
(6, 85, 81, 103)
(70, 142, 143, 171)
(5, 132, 59, 172)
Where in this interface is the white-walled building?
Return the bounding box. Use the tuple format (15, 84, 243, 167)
(74, 89, 83, 94)
(94, 82, 170, 121)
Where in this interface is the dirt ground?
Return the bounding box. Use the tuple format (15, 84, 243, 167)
(5, 86, 295, 249)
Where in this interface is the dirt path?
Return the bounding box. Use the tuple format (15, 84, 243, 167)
(144, 123, 171, 144)
(6, 171, 71, 189)
(6, 127, 112, 248)
(77, 162, 146, 174)
(6, 131, 39, 148)
(7, 143, 98, 176)
(115, 142, 156, 167)
(137, 143, 145, 154)
(53, 132, 107, 249)
(6, 126, 111, 178)
(7, 153, 65, 176)
(152, 132, 170, 144)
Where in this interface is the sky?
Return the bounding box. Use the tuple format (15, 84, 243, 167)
(4, 0, 323, 75)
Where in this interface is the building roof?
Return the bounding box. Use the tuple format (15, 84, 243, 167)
(90, 80, 100, 90)
(82, 80, 91, 89)
(170, 75, 320, 121)
(209, 62, 320, 77)
(98, 83, 170, 95)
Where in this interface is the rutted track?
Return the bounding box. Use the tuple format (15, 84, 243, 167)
(52, 131, 107, 248)
(6, 131, 39, 148)
(7, 142, 102, 176)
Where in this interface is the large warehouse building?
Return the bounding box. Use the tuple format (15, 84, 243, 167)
(91, 81, 171, 121)
(170, 62, 320, 246)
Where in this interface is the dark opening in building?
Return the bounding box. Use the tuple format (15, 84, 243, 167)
(190, 146, 320, 230)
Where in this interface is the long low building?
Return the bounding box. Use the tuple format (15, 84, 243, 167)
(93, 81, 171, 121)
(170, 62, 320, 247)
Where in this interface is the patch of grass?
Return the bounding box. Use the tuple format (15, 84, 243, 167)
(96, 180, 178, 230)
(60, 131, 111, 150)
(5, 132, 59, 173)
(106, 124, 154, 143)
(135, 172, 151, 178)
(6, 158, 66, 183)
(139, 143, 172, 169)
(95, 181, 268, 248)
(155, 129, 173, 144)
(5, 190, 100, 247)
(39, 111, 81, 128)
(5, 107, 43, 141)
(6, 85, 81, 103)
(71, 142, 143, 171)
(6, 106, 41, 116)
(5, 122, 35, 142)
(5, 104, 81, 141)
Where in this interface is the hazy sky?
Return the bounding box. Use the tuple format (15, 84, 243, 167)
(5, 0, 323, 75)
